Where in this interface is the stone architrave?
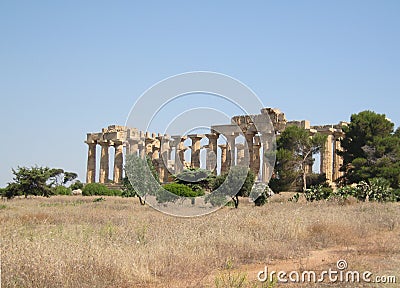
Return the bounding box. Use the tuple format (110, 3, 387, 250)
(113, 140, 124, 183)
(99, 140, 110, 183)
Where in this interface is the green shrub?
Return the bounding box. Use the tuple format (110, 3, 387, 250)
(53, 186, 72, 195)
(93, 197, 106, 202)
(108, 189, 122, 196)
(392, 189, 400, 202)
(173, 168, 214, 191)
(70, 181, 84, 190)
(304, 185, 333, 202)
(355, 178, 394, 202)
(250, 183, 273, 206)
(288, 192, 300, 202)
(82, 183, 110, 196)
(162, 183, 204, 197)
(334, 185, 357, 199)
(156, 183, 204, 203)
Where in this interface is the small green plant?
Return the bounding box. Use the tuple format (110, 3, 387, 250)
(0, 204, 7, 210)
(303, 185, 333, 202)
(214, 259, 247, 288)
(289, 192, 300, 202)
(53, 186, 72, 195)
(93, 197, 106, 202)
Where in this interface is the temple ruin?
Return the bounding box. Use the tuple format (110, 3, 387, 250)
(85, 108, 347, 186)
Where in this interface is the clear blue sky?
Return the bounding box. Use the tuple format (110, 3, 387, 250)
(1, 0, 399, 186)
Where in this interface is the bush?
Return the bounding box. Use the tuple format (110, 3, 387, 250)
(173, 168, 215, 191)
(82, 183, 111, 196)
(303, 185, 333, 202)
(250, 183, 273, 206)
(354, 178, 394, 202)
(53, 186, 72, 195)
(392, 189, 400, 202)
(334, 185, 358, 199)
(156, 183, 204, 203)
(162, 183, 204, 197)
(2, 183, 22, 199)
(70, 181, 84, 190)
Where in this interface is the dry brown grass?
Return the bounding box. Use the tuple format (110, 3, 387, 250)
(1, 195, 399, 287)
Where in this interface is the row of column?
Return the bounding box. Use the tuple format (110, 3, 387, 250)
(85, 140, 124, 184)
(86, 130, 271, 184)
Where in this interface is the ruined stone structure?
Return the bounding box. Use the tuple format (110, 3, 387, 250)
(85, 108, 347, 185)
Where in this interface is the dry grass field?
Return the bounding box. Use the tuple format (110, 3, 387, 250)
(1, 194, 399, 287)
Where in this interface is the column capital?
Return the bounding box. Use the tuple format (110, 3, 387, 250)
(98, 140, 110, 147)
(188, 134, 205, 141)
(205, 133, 219, 140)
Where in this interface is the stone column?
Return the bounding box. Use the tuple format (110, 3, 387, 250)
(152, 137, 160, 160)
(85, 141, 97, 183)
(145, 133, 155, 159)
(160, 135, 170, 161)
(245, 132, 255, 172)
(138, 131, 146, 158)
(171, 136, 186, 174)
(260, 132, 274, 183)
(236, 143, 245, 166)
(189, 135, 203, 169)
(225, 134, 236, 168)
(127, 138, 139, 155)
(99, 140, 110, 184)
(252, 135, 261, 176)
(113, 140, 124, 183)
(158, 135, 170, 182)
(205, 133, 219, 174)
(320, 134, 334, 182)
(219, 144, 228, 173)
(333, 137, 344, 181)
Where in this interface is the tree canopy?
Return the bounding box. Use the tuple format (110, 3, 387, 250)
(2, 166, 77, 199)
(270, 125, 326, 192)
(339, 110, 400, 188)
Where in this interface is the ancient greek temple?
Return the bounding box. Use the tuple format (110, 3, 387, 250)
(85, 108, 347, 185)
